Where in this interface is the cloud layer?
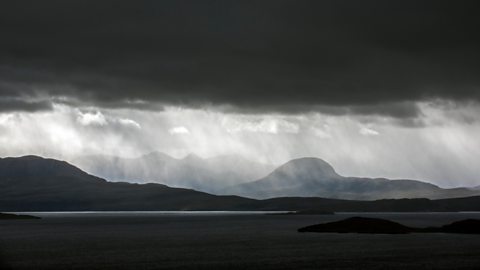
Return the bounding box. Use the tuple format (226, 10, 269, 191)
(1, 0, 480, 115)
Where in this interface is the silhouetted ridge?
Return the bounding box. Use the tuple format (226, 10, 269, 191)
(0, 155, 257, 211)
(441, 219, 480, 234)
(0, 155, 94, 182)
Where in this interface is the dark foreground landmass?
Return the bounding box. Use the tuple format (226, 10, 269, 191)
(0, 213, 40, 220)
(298, 217, 480, 234)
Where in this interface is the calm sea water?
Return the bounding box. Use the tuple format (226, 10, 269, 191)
(9, 211, 290, 218)
(1, 212, 480, 269)
(9, 211, 480, 226)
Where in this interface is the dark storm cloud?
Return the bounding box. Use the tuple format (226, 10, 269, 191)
(1, 0, 480, 115)
(0, 97, 52, 113)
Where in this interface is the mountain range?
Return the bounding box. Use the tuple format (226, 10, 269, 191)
(71, 152, 274, 194)
(72, 152, 479, 200)
(224, 157, 479, 200)
(2, 155, 480, 212)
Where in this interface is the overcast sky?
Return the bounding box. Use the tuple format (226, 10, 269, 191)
(1, 0, 480, 187)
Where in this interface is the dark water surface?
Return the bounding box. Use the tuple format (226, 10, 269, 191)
(1, 212, 480, 269)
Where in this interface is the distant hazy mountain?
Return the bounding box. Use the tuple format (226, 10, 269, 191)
(224, 157, 479, 200)
(471, 185, 480, 190)
(0, 155, 257, 211)
(71, 152, 274, 194)
(2, 156, 480, 212)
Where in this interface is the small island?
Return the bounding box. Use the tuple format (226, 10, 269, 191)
(298, 217, 413, 234)
(298, 217, 480, 234)
(0, 213, 41, 220)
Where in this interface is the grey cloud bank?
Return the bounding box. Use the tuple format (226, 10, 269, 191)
(1, 0, 480, 115)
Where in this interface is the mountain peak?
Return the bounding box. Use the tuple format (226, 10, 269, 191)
(0, 155, 91, 180)
(274, 157, 339, 179)
(9, 155, 45, 161)
(3, 155, 66, 164)
(182, 153, 203, 161)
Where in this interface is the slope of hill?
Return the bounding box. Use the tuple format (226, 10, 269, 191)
(0, 156, 258, 211)
(224, 157, 479, 200)
(71, 152, 274, 194)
